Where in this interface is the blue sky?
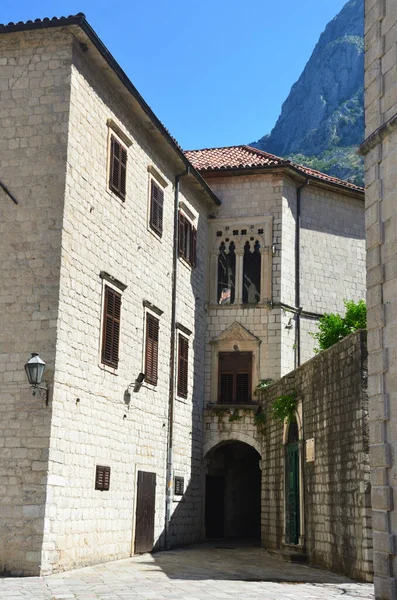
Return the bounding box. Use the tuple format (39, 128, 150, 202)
(1, 1, 347, 149)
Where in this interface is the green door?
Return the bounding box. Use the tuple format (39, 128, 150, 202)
(286, 443, 300, 545)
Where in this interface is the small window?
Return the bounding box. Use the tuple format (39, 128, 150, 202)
(145, 313, 159, 385)
(174, 476, 184, 496)
(178, 212, 197, 267)
(109, 135, 127, 200)
(95, 465, 111, 491)
(177, 335, 189, 398)
(101, 286, 121, 368)
(149, 180, 164, 236)
(218, 352, 252, 404)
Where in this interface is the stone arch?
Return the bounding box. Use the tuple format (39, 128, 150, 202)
(204, 433, 262, 460)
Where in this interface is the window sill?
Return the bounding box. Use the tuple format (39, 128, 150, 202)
(106, 188, 127, 209)
(98, 362, 118, 376)
(147, 224, 163, 243)
(208, 302, 268, 310)
(179, 256, 194, 271)
(206, 402, 259, 410)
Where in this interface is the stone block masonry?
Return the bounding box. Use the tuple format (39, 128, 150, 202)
(203, 330, 372, 582)
(361, 0, 397, 597)
(0, 24, 211, 575)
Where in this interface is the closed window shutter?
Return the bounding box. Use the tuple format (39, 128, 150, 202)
(95, 465, 111, 491)
(218, 352, 252, 404)
(177, 335, 189, 398)
(109, 135, 127, 200)
(145, 313, 159, 385)
(120, 147, 127, 198)
(150, 180, 164, 236)
(191, 226, 197, 267)
(102, 286, 121, 368)
(178, 212, 185, 258)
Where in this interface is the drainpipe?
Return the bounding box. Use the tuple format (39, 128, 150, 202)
(295, 180, 309, 368)
(165, 165, 190, 549)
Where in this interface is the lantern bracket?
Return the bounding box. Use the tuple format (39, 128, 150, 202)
(31, 383, 49, 406)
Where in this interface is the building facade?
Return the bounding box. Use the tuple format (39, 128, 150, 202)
(360, 0, 397, 598)
(0, 14, 366, 577)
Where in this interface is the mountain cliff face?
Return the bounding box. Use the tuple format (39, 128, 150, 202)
(252, 0, 364, 186)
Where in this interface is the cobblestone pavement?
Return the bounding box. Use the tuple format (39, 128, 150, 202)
(0, 543, 374, 600)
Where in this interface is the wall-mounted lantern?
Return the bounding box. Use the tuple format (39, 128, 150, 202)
(24, 353, 49, 405)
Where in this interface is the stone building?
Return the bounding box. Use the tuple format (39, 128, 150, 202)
(0, 13, 367, 577)
(202, 330, 372, 582)
(359, 0, 397, 598)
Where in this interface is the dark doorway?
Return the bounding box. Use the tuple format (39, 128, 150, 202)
(134, 470, 156, 553)
(205, 442, 261, 540)
(205, 475, 225, 538)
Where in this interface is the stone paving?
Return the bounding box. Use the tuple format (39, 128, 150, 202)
(0, 543, 374, 600)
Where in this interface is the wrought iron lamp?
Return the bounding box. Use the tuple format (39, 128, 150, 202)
(24, 352, 49, 405)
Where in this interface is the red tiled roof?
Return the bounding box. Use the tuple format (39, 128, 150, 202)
(185, 145, 364, 193)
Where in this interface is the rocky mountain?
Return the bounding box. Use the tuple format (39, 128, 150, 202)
(251, 0, 364, 186)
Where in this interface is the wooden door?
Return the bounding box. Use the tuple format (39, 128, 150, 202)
(286, 443, 300, 545)
(134, 471, 156, 553)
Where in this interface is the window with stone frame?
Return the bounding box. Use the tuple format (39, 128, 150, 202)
(145, 313, 159, 385)
(178, 212, 197, 267)
(217, 241, 236, 304)
(218, 351, 252, 404)
(243, 240, 261, 304)
(149, 179, 164, 236)
(101, 286, 122, 368)
(109, 134, 127, 200)
(177, 334, 189, 398)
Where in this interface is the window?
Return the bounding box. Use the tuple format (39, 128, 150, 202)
(109, 135, 127, 200)
(95, 465, 111, 491)
(218, 241, 236, 304)
(174, 476, 184, 496)
(243, 240, 261, 304)
(145, 313, 159, 385)
(218, 352, 252, 404)
(149, 180, 164, 236)
(177, 335, 189, 398)
(179, 212, 197, 267)
(101, 286, 121, 368)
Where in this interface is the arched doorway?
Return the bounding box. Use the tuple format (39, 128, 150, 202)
(205, 441, 261, 540)
(285, 418, 300, 545)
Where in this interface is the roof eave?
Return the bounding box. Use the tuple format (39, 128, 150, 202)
(0, 15, 220, 207)
(197, 164, 364, 198)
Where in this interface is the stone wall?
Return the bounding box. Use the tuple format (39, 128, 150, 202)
(0, 26, 212, 576)
(0, 29, 73, 575)
(361, 0, 397, 597)
(39, 39, 210, 573)
(203, 330, 372, 582)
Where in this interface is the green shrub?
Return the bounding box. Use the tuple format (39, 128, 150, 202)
(311, 299, 366, 352)
(271, 393, 298, 423)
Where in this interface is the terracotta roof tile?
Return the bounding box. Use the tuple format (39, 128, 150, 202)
(185, 145, 364, 193)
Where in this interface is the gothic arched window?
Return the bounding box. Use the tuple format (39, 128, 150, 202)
(218, 241, 236, 304)
(243, 241, 261, 304)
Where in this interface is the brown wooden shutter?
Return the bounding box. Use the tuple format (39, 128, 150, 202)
(109, 135, 127, 200)
(218, 352, 252, 404)
(178, 212, 185, 258)
(95, 465, 111, 491)
(101, 286, 121, 368)
(150, 180, 164, 236)
(145, 313, 159, 385)
(190, 226, 197, 267)
(177, 335, 189, 398)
